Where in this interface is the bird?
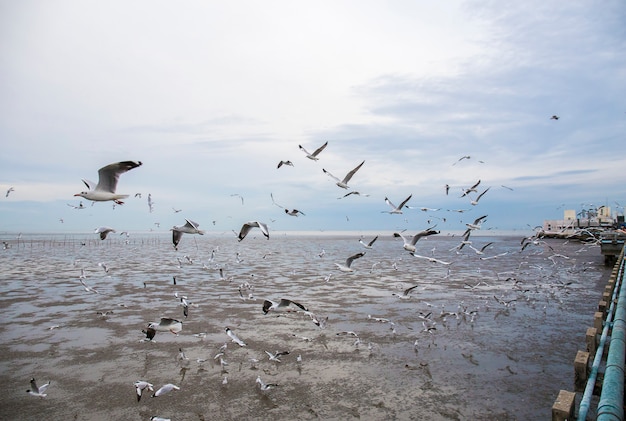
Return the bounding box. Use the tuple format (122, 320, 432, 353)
(74, 160, 142, 204)
(460, 180, 481, 197)
(150, 417, 171, 421)
(256, 376, 279, 391)
(465, 215, 488, 230)
(469, 242, 494, 255)
(265, 350, 290, 362)
(409, 253, 452, 265)
(142, 318, 183, 340)
(382, 194, 412, 214)
(262, 298, 308, 314)
(5, 187, 15, 198)
(550, 115, 559, 120)
(322, 160, 365, 189)
(392, 284, 421, 300)
(453, 155, 471, 165)
(67, 201, 85, 209)
(299, 141, 328, 161)
(225, 327, 246, 346)
(284, 209, 305, 217)
(393, 228, 439, 252)
(469, 187, 490, 205)
(26, 378, 50, 397)
(359, 235, 378, 249)
(95, 226, 116, 240)
(171, 219, 204, 250)
(277, 160, 294, 169)
(152, 383, 180, 397)
(134, 381, 154, 402)
(147, 193, 154, 213)
(237, 221, 269, 241)
(335, 252, 366, 272)
(338, 191, 370, 199)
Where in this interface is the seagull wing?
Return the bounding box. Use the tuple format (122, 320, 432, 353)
(397, 194, 412, 209)
(95, 161, 142, 193)
(475, 187, 490, 202)
(368, 235, 379, 247)
(172, 230, 183, 248)
(473, 215, 488, 225)
(322, 168, 341, 183)
(311, 141, 328, 157)
(341, 160, 365, 184)
(385, 197, 398, 210)
(237, 222, 256, 241)
(345, 252, 366, 268)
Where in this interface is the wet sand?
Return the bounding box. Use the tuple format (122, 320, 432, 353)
(0, 233, 610, 420)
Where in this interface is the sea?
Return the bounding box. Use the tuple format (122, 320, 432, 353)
(0, 231, 612, 420)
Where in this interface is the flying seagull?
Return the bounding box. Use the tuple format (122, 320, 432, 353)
(335, 252, 366, 272)
(236, 221, 269, 241)
(95, 226, 116, 240)
(265, 350, 290, 362)
(383, 194, 412, 214)
(465, 215, 488, 230)
(152, 383, 180, 397)
(322, 160, 365, 189)
(26, 378, 50, 397)
(74, 160, 142, 204)
(142, 318, 183, 340)
(393, 228, 439, 252)
(299, 141, 328, 161)
(256, 376, 279, 391)
(284, 209, 305, 217)
(277, 160, 294, 169)
(171, 219, 204, 250)
(550, 115, 559, 120)
(359, 235, 378, 249)
(134, 381, 154, 402)
(225, 327, 246, 346)
(460, 180, 481, 197)
(6, 187, 15, 198)
(262, 298, 308, 314)
(469, 187, 490, 205)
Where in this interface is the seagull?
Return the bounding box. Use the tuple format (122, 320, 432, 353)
(152, 383, 180, 397)
(393, 228, 439, 252)
(67, 201, 85, 209)
(95, 226, 116, 240)
(338, 191, 370, 199)
(150, 417, 171, 421)
(265, 350, 290, 362)
(410, 253, 452, 265)
(382, 194, 412, 214)
(74, 160, 142, 204)
(469, 242, 494, 255)
(134, 381, 154, 402)
(392, 284, 421, 300)
(284, 209, 305, 217)
(143, 318, 183, 340)
(26, 378, 50, 397)
(359, 235, 378, 249)
(460, 179, 481, 197)
(230, 193, 244, 205)
(147, 194, 154, 213)
(236, 221, 269, 241)
(225, 327, 246, 346)
(5, 187, 15, 198)
(263, 298, 308, 314)
(277, 160, 294, 169)
(469, 187, 490, 205)
(550, 115, 559, 120)
(172, 207, 182, 213)
(335, 252, 366, 272)
(322, 160, 365, 189)
(256, 376, 279, 391)
(465, 215, 488, 230)
(299, 141, 328, 161)
(453, 155, 471, 165)
(171, 219, 204, 250)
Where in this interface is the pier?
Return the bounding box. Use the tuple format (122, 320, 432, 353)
(552, 244, 626, 420)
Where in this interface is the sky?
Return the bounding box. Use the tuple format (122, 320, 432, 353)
(1, 0, 625, 236)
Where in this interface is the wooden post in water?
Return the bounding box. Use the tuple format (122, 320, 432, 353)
(574, 350, 590, 391)
(586, 327, 598, 355)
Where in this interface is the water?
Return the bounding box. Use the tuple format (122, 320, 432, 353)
(0, 232, 611, 420)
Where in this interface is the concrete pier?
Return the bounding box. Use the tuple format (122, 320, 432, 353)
(552, 244, 625, 419)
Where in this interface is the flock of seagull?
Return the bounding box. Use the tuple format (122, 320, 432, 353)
(19, 136, 601, 419)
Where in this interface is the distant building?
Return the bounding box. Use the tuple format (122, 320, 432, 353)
(543, 206, 616, 232)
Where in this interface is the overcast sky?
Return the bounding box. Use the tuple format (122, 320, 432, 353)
(1, 1, 624, 236)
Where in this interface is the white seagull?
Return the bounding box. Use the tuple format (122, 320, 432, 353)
(5, 187, 15, 198)
(152, 383, 180, 397)
(74, 160, 142, 204)
(410, 253, 452, 265)
(134, 381, 154, 401)
(225, 327, 246, 346)
(143, 318, 183, 340)
(171, 219, 204, 250)
(393, 228, 439, 252)
(335, 252, 366, 272)
(383, 194, 412, 214)
(466, 215, 488, 230)
(263, 298, 308, 314)
(95, 226, 116, 240)
(299, 141, 328, 161)
(322, 160, 365, 189)
(256, 376, 279, 391)
(26, 378, 50, 397)
(277, 160, 294, 169)
(359, 235, 378, 249)
(265, 350, 290, 362)
(285, 209, 306, 217)
(237, 221, 269, 241)
(469, 187, 490, 206)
